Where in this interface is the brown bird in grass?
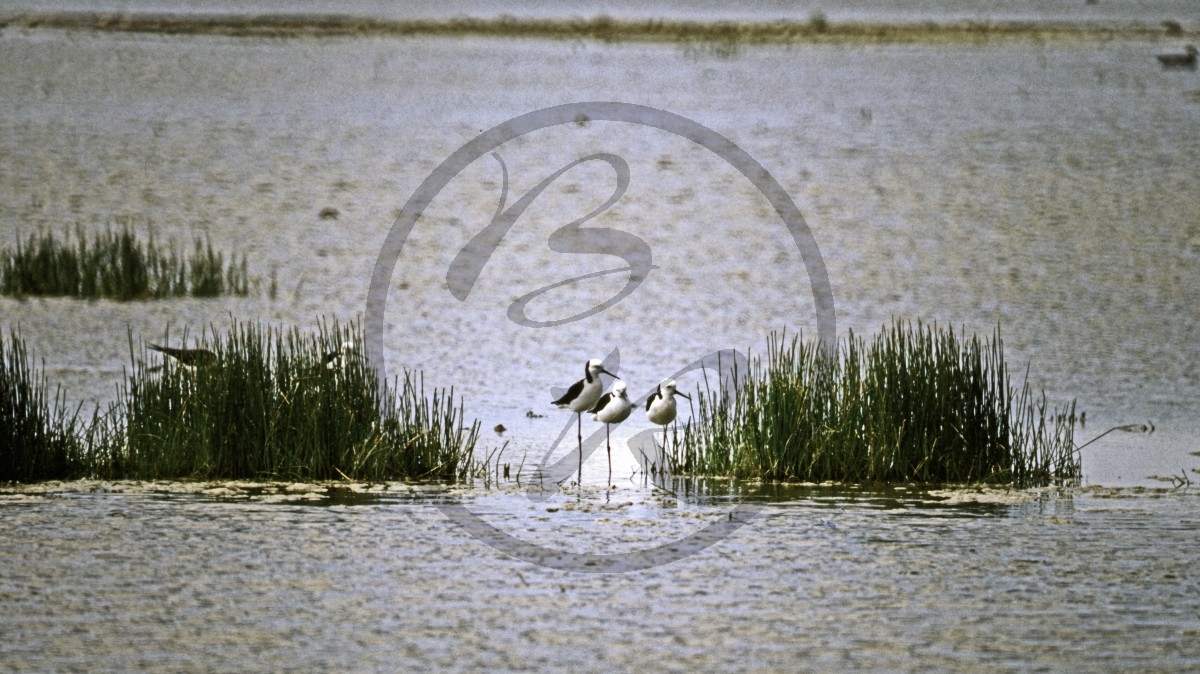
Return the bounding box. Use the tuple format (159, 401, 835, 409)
(148, 343, 217, 367)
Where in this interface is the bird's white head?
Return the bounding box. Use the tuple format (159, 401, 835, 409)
(612, 380, 628, 398)
(661, 378, 691, 400)
(586, 358, 615, 380)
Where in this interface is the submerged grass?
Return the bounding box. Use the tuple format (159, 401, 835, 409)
(0, 225, 250, 300)
(0, 329, 86, 481)
(86, 320, 480, 482)
(676, 321, 1079, 487)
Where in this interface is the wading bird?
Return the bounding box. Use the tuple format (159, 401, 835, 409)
(589, 379, 633, 484)
(645, 379, 690, 453)
(552, 358, 615, 484)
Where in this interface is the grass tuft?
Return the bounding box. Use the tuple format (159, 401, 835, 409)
(1, 225, 251, 300)
(87, 319, 480, 482)
(675, 321, 1080, 487)
(0, 329, 86, 481)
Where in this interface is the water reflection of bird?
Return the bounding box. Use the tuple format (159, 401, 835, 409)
(1157, 45, 1197, 69)
(552, 358, 615, 484)
(590, 379, 633, 484)
(645, 379, 690, 450)
(148, 343, 217, 368)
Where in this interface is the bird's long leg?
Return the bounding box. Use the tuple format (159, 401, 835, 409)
(606, 423, 612, 486)
(577, 413, 583, 485)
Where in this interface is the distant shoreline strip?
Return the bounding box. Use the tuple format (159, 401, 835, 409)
(0, 13, 1191, 43)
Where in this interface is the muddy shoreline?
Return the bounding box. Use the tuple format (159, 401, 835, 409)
(2, 12, 1194, 44)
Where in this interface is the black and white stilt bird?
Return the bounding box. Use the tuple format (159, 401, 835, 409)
(552, 358, 615, 484)
(645, 379, 690, 452)
(148, 343, 217, 369)
(589, 379, 633, 485)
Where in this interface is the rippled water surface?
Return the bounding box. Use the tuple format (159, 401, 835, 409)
(2, 7, 1200, 671)
(2, 482, 1198, 672)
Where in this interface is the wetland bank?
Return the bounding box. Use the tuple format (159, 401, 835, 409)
(3, 3, 1200, 671)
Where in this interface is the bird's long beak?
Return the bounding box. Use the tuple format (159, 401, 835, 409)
(675, 391, 691, 400)
(599, 367, 617, 379)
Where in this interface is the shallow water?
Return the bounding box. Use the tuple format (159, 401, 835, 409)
(1, 481, 1198, 672)
(2, 11, 1200, 671)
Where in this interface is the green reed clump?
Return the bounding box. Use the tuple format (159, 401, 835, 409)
(0, 330, 86, 481)
(90, 320, 480, 481)
(676, 321, 1079, 487)
(0, 225, 250, 300)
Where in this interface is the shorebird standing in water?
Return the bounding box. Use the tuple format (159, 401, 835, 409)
(645, 379, 691, 453)
(552, 358, 615, 484)
(589, 379, 633, 485)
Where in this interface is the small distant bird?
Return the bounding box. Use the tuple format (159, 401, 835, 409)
(148, 343, 217, 368)
(645, 379, 691, 451)
(819, 507, 846, 530)
(1157, 45, 1198, 69)
(493, 424, 507, 434)
(323, 341, 357, 371)
(589, 380, 633, 484)
(552, 358, 615, 484)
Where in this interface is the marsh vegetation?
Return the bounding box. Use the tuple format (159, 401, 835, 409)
(3, 317, 1079, 488)
(0, 329, 87, 481)
(674, 321, 1080, 487)
(0, 321, 480, 482)
(1, 226, 251, 300)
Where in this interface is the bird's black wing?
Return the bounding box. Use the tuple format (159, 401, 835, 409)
(645, 390, 659, 412)
(552, 378, 585, 407)
(589, 391, 614, 414)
